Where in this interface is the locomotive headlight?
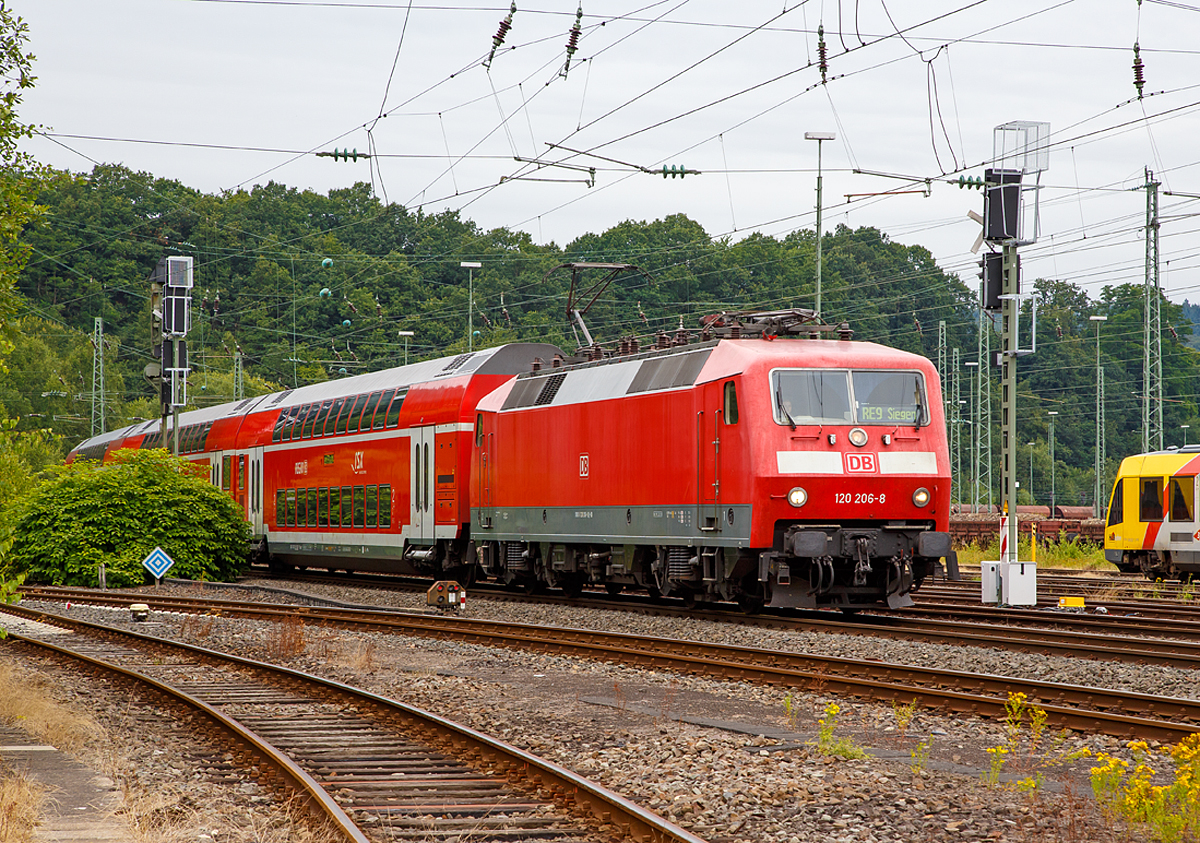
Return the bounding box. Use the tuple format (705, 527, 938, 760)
(912, 487, 931, 507)
(787, 487, 808, 508)
(848, 427, 868, 447)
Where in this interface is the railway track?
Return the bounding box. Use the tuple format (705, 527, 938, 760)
(23, 582, 1200, 670)
(0, 602, 707, 843)
(17, 586, 1200, 743)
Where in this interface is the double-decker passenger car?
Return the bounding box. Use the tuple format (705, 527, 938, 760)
(69, 344, 562, 576)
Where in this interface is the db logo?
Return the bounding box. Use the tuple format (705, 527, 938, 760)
(579, 453, 590, 477)
(351, 451, 365, 475)
(845, 453, 877, 473)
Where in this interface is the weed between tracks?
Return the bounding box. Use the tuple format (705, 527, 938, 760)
(265, 615, 306, 660)
(1090, 735, 1200, 842)
(178, 612, 216, 640)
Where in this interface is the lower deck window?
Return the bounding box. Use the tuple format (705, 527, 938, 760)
(365, 485, 378, 528)
(379, 484, 391, 528)
(353, 486, 365, 527)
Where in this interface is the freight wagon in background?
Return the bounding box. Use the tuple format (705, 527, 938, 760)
(949, 506, 1106, 547)
(69, 307, 955, 611)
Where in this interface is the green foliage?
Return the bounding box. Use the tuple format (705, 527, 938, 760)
(1, 5, 50, 380)
(0, 419, 63, 511)
(1091, 736, 1200, 842)
(4, 449, 250, 587)
(814, 701, 869, 760)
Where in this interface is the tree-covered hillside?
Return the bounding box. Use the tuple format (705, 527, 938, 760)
(9, 163, 1200, 512)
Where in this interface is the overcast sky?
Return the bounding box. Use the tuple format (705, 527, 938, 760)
(16, 1, 1200, 311)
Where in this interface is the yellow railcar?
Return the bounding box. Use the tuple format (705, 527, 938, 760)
(1104, 448, 1200, 580)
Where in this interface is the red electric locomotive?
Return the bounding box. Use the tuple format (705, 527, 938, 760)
(471, 310, 952, 611)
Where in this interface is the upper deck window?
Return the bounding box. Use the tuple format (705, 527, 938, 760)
(772, 369, 928, 427)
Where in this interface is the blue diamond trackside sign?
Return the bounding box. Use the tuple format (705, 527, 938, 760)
(142, 546, 176, 580)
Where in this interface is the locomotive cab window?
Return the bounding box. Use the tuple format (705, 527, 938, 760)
(773, 370, 850, 425)
(773, 369, 927, 427)
(1140, 476, 1164, 522)
(1169, 476, 1194, 522)
(1107, 479, 1124, 527)
(852, 370, 928, 426)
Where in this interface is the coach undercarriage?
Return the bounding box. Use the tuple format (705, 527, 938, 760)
(1115, 549, 1199, 582)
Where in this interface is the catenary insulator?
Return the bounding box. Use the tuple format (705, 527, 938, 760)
(817, 24, 828, 83)
(484, 3, 516, 68)
(1132, 42, 1145, 99)
(561, 4, 583, 77)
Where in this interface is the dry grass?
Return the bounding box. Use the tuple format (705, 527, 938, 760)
(121, 788, 340, 843)
(349, 639, 376, 672)
(0, 662, 103, 754)
(265, 615, 306, 660)
(178, 612, 216, 640)
(0, 656, 343, 843)
(0, 769, 46, 843)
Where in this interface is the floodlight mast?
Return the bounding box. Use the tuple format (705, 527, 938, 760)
(805, 132, 835, 319)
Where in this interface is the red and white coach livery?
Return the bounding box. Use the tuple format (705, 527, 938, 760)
(69, 309, 951, 610)
(70, 344, 562, 575)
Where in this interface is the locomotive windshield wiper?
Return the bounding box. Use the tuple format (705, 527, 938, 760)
(776, 389, 796, 431)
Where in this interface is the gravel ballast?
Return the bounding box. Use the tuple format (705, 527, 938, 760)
(9, 579, 1184, 842)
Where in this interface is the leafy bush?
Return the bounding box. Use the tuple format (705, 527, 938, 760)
(4, 449, 249, 586)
